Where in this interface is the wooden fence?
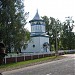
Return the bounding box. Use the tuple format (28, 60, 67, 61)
(2, 50, 75, 64)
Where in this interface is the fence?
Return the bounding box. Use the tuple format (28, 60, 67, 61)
(4, 53, 54, 64)
(3, 50, 75, 64)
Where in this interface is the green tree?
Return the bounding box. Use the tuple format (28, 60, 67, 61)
(0, 0, 30, 52)
(42, 16, 62, 51)
(0, 0, 16, 51)
(61, 17, 75, 50)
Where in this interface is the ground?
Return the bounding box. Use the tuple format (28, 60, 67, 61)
(1, 54, 75, 75)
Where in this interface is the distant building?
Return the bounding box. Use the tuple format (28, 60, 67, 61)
(21, 10, 50, 53)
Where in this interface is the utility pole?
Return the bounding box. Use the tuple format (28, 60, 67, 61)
(55, 23, 58, 56)
(55, 20, 59, 56)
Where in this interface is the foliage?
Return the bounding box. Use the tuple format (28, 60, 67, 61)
(61, 17, 75, 50)
(0, 0, 30, 52)
(42, 16, 75, 50)
(42, 16, 62, 51)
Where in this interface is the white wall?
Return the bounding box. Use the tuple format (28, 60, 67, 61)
(22, 37, 41, 53)
(21, 36, 50, 53)
(40, 37, 49, 52)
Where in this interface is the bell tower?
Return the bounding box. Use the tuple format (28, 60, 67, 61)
(29, 10, 46, 36)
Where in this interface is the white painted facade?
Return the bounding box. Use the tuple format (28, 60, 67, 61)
(21, 10, 50, 53)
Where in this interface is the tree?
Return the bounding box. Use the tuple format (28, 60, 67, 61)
(61, 17, 75, 50)
(42, 15, 75, 52)
(0, 0, 16, 51)
(42, 16, 62, 51)
(0, 0, 29, 52)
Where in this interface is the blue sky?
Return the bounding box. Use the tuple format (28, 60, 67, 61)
(24, 0, 75, 32)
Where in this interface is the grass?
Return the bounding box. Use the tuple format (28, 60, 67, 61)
(0, 55, 64, 71)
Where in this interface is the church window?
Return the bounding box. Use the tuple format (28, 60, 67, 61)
(33, 45, 35, 48)
(32, 26, 34, 32)
(38, 22, 41, 24)
(40, 25, 41, 30)
(36, 22, 40, 25)
(36, 22, 38, 24)
(39, 25, 40, 30)
(36, 25, 37, 30)
(37, 25, 39, 30)
(40, 22, 43, 24)
(34, 22, 36, 24)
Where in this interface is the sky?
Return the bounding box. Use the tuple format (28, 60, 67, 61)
(24, 0, 75, 32)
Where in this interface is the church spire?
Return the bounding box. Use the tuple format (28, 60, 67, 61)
(33, 9, 40, 20)
(29, 9, 44, 23)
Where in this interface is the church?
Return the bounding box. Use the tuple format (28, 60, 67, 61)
(21, 10, 50, 53)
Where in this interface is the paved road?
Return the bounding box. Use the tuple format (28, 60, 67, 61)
(2, 54, 75, 75)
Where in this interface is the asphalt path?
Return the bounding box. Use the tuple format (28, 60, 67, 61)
(2, 54, 75, 75)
